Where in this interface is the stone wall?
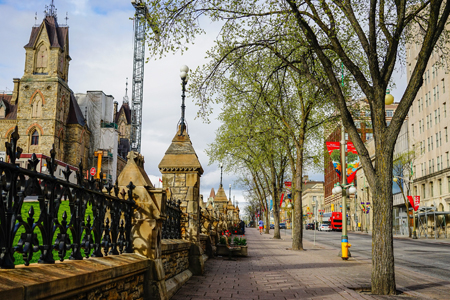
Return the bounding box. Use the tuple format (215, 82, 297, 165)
(0, 254, 150, 300)
(161, 240, 191, 280)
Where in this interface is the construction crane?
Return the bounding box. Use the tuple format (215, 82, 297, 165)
(130, 0, 148, 153)
(130, 1, 159, 153)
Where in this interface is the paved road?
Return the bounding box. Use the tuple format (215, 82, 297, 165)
(283, 228, 450, 281)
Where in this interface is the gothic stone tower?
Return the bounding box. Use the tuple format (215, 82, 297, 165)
(158, 126, 204, 242)
(0, 6, 90, 169)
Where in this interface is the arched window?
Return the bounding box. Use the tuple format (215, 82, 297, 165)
(31, 130, 39, 145)
(35, 44, 48, 73)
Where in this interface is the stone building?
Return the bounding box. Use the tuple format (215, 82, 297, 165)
(0, 9, 90, 175)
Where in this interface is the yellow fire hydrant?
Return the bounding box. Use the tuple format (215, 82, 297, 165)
(341, 240, 351, 260)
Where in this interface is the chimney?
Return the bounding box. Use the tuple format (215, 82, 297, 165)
(11, 78, 20, 104)
(113, 101, 118, 120)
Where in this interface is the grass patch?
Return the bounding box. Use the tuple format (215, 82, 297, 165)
(13, 200, 94, 265)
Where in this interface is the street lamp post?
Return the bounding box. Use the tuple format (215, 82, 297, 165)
(393, 176, 417, 239)
(331, 125, 357, 260)
(179, 65, 189, 135)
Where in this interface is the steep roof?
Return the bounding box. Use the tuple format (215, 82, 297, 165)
(67, 93, 86, 126)
(115, 102, 131, 124)
(214, 186, 228, 204)
(25, 16, 68, 50)
(158, 126, 204, 174)
(0, 94, 17, 119)
(209, 188, 215, 199)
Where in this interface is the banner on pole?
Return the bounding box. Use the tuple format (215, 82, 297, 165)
(346, 142, 360, 184)
(326, 142, 341, 179)
(414, 196, 420, 211)
(279, 193, 284, 207)
(407, 195, 414, 208)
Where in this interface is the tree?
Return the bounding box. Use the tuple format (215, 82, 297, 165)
(144, 0, 450, 295)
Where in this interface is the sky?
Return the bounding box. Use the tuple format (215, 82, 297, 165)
(0, 1, 408, 216)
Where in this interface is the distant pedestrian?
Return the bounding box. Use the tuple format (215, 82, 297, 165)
(240, 220, 245, 234)
(258, 219, 264, 235)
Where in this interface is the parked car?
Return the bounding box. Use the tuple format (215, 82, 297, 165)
(320, 223, 331, 231)
(305, 223, 315, 230)
(269, 224, 275, 229)
(279, 223, 287, 229)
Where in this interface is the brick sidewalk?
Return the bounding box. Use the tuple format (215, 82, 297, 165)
(172, 229, 450, 299)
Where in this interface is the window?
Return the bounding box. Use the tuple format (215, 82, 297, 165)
(447, 152, 449, 168)
(421, 163, 424, 176)
(448, 177, 450, 193)
(438, 108, 441, 123)
(411, 101, 414, 116)
(431, 138, 434, 150)
(419, 121, 422, 134)
(386, 110, 393, 117)
(443, 79, 445, 94)
(437, 84, 440, 100)
(430, 113, 433, 128)
(440, 131, 442, 147)
(436, 133, 439, 147)
(432, 159, 435, 173)
(31, 130, 39, 145)
(444, 103, 447, 117)
(433, 65, 435, 79)
(421, 98, 424, 111)
(434, 87, 436, 101)
(438, 157, 440, 171)
(428, 137, 430, 151)
(426, 94, 428, 107)
(414, 166, 416, 178)
(435, 110, 438, 124)
(441, 155, 443, 170)
(422, 119, 424, 132)
(422, 184, 426, 199)
(446, 127, 448, 143)
(439, 179, 442, 195)
(414, 186, 418, 197)
(431, 182, 434, 197)
(412, 124, 415, 136)
(366, 133, 373, 140)
(429, 91, 431, 104)
(428, 70, 430, 83)
(427, 115, 429, 129)
(418, 99, 421, 112)
(429, 160, 432, 174)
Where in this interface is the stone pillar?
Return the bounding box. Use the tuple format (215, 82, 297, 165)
(117, 151, 168, 300)
(158, 126, 205, 275)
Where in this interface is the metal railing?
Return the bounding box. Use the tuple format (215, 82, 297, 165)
(162, 199, 182, 239)
(0, 127, 135, 269)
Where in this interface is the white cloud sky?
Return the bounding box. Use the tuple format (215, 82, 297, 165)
(0, 0, 408, 217)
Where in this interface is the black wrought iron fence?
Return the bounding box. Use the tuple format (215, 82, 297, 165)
(162, 199, 182, 239)
(0, 127, 135, 269)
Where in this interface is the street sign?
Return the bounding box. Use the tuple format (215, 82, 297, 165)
(90, 167, 96, 176)
(414, 195, 420, 211)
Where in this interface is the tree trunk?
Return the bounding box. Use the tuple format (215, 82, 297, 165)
(371, 151, 396, 295)
(264, 210, 270, 234)
(292, 141, 305, 250)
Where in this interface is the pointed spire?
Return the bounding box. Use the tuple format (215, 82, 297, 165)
(123, 78, 129, 104)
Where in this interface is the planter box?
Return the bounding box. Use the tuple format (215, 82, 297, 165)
(215, 244, 248, 257)
(237, 245, 248, 256)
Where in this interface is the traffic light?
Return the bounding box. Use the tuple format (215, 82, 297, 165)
(331, 203, 334, 212)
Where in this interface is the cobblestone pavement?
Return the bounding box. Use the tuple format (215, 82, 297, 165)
(172, 229, 450, 299)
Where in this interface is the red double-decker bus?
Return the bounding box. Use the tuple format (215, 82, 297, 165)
(330, 212, 342, 231)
